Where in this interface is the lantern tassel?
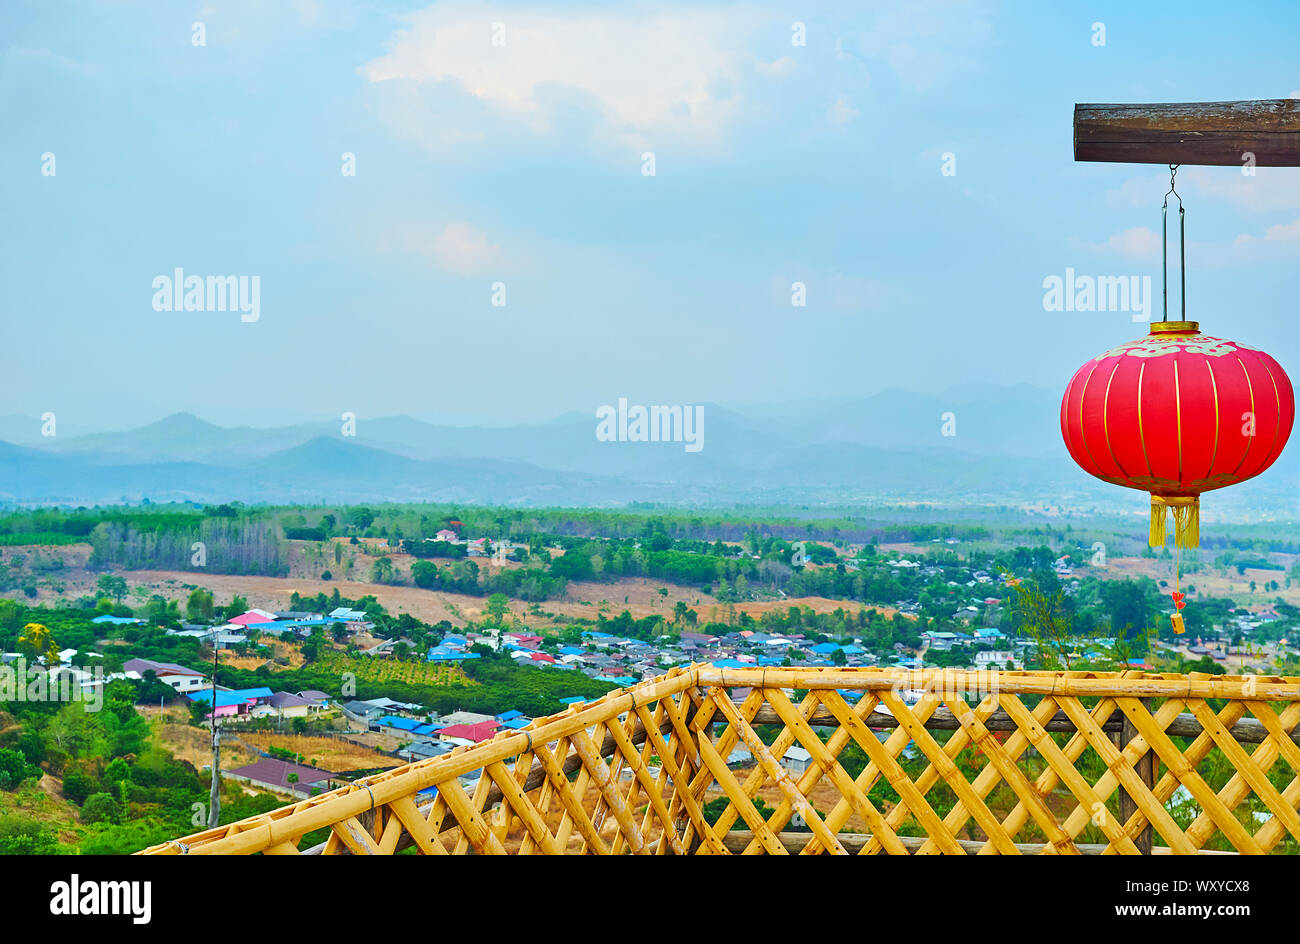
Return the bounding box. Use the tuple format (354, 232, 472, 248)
(1149, 497, 1167, 547)
(1172, 498, 1199, 548)
(1150, 495, 1200, 549)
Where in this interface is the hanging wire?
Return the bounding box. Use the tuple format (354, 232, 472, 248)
(1161, 164, 1184, 322)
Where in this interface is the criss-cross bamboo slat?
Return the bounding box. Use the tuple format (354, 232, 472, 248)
(138, 665, 1300, 855)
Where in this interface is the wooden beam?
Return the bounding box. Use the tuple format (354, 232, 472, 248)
(1074, 99, 1300, 166)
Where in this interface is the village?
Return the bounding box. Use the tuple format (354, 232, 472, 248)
(12, 534, 1286, 814)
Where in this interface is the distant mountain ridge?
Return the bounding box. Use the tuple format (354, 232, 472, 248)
(1, 386, 1296, 513)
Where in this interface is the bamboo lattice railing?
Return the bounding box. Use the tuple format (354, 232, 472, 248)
(138, 665, 1300, 855)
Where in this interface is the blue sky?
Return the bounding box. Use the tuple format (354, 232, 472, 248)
(3, 0, 1299, 430)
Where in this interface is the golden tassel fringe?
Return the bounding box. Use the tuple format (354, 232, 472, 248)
(1149, 495, 1200, 549)
(1149, 498, 1167, 547)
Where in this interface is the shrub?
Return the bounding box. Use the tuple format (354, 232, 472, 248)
(62, 770, 98, 805)
(0, 814, 57, 854)
(81, 792, 122, 824)
(0, 748, 38, 790)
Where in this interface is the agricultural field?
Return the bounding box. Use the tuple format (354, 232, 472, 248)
(312, 651, 474, 689)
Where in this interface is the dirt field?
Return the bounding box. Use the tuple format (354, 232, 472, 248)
(20, 559, 717, 630)
(730, 597, 911, 621)
(8, 539, 1291, 628)
(235, 733, 397, 772)
(150, 715, 260, 771)
(147, 708, 398, 774)
(1097, 554, 1294, 608)
(218, 638, 303, 670)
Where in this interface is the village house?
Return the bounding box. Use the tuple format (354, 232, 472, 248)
(267, 691, 329, 719)
(187, 686, 275, 721)
(123, 658, 209, 693)
(973, 650, 1020, 670)
(225, 757, 337, 799)
(400, 739, 457, 763)
(377, 715, 442, 739)
(438, 720, 500, 746)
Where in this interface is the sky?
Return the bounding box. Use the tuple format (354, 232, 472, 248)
(2, 0, 1299, 431)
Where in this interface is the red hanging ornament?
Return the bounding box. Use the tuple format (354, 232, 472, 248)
(1061, 320, 1294, 548)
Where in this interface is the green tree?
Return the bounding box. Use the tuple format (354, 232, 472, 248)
(0, 599, 22, 632)
(0, 815, 57, 854)
(17, 622, 59, 664)
(411, 559, 438, 589)
(485, 593, 510, 624)
(371, 556, 396, 585)
(186, 588, 215, 621)
(97, 573, 128, 603)
(0, 748, 39, 790)
(80, 792, 122, 824)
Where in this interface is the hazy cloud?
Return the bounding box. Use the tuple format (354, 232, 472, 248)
(1100, 226, 1161, 257)
(378, 221, 505, 275)
(363, 3, 764, 149)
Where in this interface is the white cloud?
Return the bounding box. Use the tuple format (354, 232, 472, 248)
(431, 222, 502, 275)
(755, 56, 796, 77)
(1108, 167, 1300, 214)
(772, 270, 902, 313)
(1101, 226, 1161, 258)
(828, 95, 859, 124)
(1235, 217, 1300, 247)
(5, 46, 97, 76)
(854, 0, 993, 92)
(362, 3, 763, 149)
(378, 221, 505, 275)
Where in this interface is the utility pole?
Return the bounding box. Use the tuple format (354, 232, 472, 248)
(207, 642, 221, 829)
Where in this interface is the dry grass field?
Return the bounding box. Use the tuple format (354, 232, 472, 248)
(235, 733, 397, 772)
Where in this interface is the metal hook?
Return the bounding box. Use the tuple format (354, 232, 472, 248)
(1161, 164, 1185, 322)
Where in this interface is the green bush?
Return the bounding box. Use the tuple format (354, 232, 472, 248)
(80, 792, 122, 824)
(61, 770, 98, 805)
(0, 747, 39, 790)
(0, 814, 58, 854)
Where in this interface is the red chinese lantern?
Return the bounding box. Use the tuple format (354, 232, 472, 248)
(1061, 320, 1294, 550)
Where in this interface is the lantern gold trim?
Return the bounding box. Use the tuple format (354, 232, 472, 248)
(1150, 321, 1199, 335)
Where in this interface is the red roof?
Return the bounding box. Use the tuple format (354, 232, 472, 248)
(438, 721, 499, 743)
(530, 652, 556, 664)
(229, 610, 275, 626)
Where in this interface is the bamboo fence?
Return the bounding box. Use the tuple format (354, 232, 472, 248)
(138, 665, 1300, 855)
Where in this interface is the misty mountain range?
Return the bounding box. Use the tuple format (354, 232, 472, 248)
(1, 384, 1297, 515)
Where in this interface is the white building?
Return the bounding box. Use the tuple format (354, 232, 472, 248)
(123, 658, 210, 693)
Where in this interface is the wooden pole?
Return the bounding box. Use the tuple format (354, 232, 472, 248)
(208, 644, 221, 829)
(1074, 100, 1300, 166)
(1117, 700, 1155, 855)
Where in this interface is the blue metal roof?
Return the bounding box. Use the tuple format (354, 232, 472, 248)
(427, 646, 481, 662)
(188, 687, 273, 707)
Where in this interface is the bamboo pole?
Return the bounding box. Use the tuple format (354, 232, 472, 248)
(141, 665, 1300, 856)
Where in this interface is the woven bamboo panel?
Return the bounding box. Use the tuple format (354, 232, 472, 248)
(139, 666, 1300, 855)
